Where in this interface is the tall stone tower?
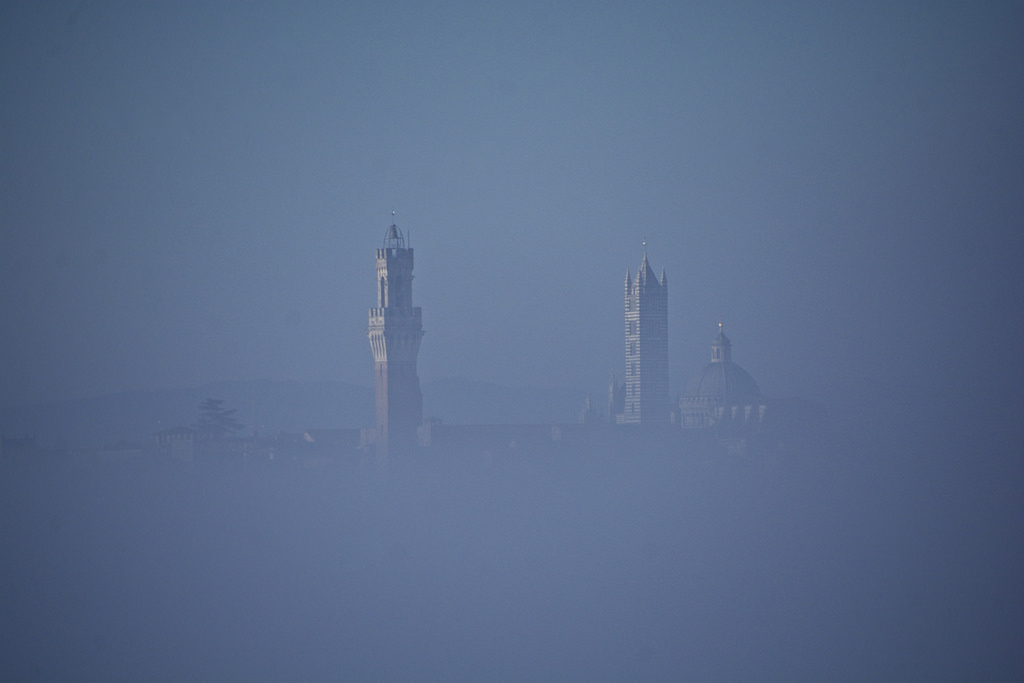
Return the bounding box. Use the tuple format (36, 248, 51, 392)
(622, 249, 669, 424)
(368, 219, 424, 457)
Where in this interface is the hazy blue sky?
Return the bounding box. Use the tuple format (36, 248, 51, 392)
(2, 1, 1021, 407)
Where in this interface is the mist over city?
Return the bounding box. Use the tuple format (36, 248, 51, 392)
(2, 2, 1022, 681)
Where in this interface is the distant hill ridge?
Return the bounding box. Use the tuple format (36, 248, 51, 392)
(0, 378, 591, 449)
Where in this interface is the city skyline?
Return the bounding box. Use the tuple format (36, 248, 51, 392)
(1, 2, 1021, 419)
(2, 6, 1022, 680)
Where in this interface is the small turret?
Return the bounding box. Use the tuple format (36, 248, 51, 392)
(608, 370, 625, 423)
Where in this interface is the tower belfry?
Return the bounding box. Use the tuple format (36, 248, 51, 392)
(621, 248, 669, 425)
(368, 218, 424, 457)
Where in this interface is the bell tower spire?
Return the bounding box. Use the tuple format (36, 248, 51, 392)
(618, 243, 669, 425)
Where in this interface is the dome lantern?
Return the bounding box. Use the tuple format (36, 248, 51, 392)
(711, 322, 732, 363)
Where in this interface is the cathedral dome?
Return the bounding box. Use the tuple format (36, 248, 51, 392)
(683, 325, 761, 401)
(684, 360, 761, 400)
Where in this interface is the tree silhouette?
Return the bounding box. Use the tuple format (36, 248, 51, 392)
(194, 398, 243, 439)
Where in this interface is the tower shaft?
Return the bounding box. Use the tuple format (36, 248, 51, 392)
(368, 228, 424, 457)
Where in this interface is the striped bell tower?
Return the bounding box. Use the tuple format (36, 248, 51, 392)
(623, 246, 669, 425)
